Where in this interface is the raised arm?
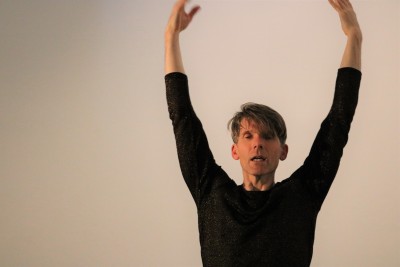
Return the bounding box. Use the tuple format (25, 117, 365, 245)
(329, 0, 362, 70)
(164, 1, 233, 205)
(294, 0, 362, 206)
(165, 0, 200, 74)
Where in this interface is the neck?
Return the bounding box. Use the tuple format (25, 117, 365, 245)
(242, 175, 275, 191)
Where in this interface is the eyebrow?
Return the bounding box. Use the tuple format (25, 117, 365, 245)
(261, 131, 275, 139)
(240, 129, 275, 139)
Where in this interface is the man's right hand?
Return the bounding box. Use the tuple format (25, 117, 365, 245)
(165, 0, 201, 37)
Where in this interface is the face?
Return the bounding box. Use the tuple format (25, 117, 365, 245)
(231, 118, 288, 181)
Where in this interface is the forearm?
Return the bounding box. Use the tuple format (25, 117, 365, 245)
(164, 0, 200, 75)
(165, 32, 186, 75)
(328, 0, 362, 70)
(340, 31, 362, 70)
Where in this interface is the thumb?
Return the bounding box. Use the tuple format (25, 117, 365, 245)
(188, 5, 201, 19)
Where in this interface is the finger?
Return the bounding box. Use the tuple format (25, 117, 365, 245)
(336, 0, 350, 10)
(174, 0, 187, 12)
(188, 5, 201, 18)
(341, 0, 354, 10)
(328, 0, 339, 11)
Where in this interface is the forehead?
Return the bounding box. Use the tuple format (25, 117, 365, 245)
(239, 118, 269, 133)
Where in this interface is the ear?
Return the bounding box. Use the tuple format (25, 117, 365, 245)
(280, 144, 289, 161)
(231, 144, 239, 160)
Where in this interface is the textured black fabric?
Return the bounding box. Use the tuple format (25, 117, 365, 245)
(165, 68, 361, 267)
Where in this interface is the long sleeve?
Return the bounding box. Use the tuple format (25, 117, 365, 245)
(165, 72, 233, 206)
(296, 67, 362, 206)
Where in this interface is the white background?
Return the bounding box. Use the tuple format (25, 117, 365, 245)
(1, 0, 399, 266)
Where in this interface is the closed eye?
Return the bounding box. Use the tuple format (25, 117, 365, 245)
(242, 131, 252, 139)
(261, 132, 274, 140)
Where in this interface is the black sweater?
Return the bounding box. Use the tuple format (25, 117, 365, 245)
(165, 68, 361, 267)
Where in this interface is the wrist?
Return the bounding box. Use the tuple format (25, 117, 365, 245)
(347, 28, 363, 43)
(165, 28, 180, 42)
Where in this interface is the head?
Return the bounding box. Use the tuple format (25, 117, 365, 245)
(228, 103, 288, 181)
(228, 103, 287, 145)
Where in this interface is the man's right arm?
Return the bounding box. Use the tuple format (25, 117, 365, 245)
(164, 1, 233, 205)
(164, 0, 200, 74)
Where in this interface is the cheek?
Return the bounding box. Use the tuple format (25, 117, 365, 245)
(266, 145, 284, 159)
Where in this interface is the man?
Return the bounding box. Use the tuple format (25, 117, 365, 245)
(164, 0, 362, 266)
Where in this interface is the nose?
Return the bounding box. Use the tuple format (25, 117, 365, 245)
(253, 135, 263, 149)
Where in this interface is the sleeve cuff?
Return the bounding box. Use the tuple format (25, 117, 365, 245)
(338, 67, 362, 78)
(165, 72, 187, 81)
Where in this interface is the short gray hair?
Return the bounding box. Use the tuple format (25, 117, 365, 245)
(227, 102, 287, 144)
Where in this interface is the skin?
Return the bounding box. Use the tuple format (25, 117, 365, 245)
(231, 119, 288, 191)
(164, 0, 362, 190)
(165, 0, 200, 74)
(328, 0, 362, 70)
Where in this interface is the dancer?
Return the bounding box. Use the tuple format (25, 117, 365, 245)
(164, 0, 362, 266)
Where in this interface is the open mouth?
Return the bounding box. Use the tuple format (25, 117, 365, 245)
(251, 156, 266, 162)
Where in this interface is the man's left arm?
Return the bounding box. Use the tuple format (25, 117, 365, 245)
(296, 0, 362, 205)
(329, 0, 362, 70)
